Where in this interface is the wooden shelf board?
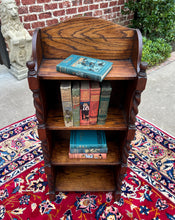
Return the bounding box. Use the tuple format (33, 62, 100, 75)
(38, 59, 137, 80)
(51, 138, 120, 166)
(46, 107, 127, 130)
(55, 166, 116, 192)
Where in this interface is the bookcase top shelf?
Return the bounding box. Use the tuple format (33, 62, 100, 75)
(38, 59, 137, 80)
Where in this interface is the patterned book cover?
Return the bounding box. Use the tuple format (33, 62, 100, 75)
(69, 130, 107, 153)
(80, 81, 90, 125)
(72, 81, 80, 126)
(97, 81, 112, 125)
(69, 152, 107, 159)
(89, 81, 101, 125)
(70, 147, 108, 154)
(60, 81, 73, 127)
(56, 54, 113, 82)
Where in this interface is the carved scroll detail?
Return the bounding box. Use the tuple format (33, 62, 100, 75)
(27, 61, 44, 125)
(129, 90, 142, 126)
(129, 61, 147, 134)
(27, 60, 55, 200)
(41, 140, 51, 166)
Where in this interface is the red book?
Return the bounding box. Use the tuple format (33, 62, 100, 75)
(69, 152, 107, 159)
(89, 81, 101, 125)
(80, 81, 90, 125)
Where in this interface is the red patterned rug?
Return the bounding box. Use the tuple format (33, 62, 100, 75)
(0, 115, 174, 219)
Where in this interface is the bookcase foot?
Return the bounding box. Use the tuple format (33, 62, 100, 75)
(49, 192, 56, 201)
(114, 191, 121, 202)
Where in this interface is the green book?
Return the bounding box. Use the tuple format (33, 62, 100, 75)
(72, 81, 80, 126)
(97, 81, 112, 125)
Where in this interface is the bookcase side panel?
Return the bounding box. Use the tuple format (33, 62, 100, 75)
(27, 61, 56, 201)
(32, 29, 43, 72)
(116, 62, 147, 201)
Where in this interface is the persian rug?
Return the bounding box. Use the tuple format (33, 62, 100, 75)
(0, 115, 174, 220)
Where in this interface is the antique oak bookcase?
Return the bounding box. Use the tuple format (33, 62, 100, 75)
(27, 17, 147, 201)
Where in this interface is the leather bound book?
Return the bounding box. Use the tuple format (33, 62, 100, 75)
(72, 81, 80, 126)
(69, 152, 107, 159)
(89, 81, 101, 125)
(56, 54, 113, 82)
(69, 130, 107, 153)
(80, 81, 90, 125)
(60, 81, 73, 127)
(97, 81, 112, 125)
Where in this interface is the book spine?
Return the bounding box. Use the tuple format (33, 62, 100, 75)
(69, 147, 108, 153)
(69, 153, 107, 159)
(97, 82, 112, 125)
(72, 81, 80, 126)
(60, 81, 73, 127)
(80, 82, 90, 125)
(89, 83, 101, 125)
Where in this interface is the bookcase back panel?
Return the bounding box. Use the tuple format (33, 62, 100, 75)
(40, 17, 136, 60)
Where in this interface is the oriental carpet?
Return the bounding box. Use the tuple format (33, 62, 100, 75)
(0, 115, 174, 220)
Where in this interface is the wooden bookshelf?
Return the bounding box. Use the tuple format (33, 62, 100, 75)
(51, 138, 120, 166)
(27, 17, 147, 201)
(38, 59, 137, 80)
(46, 107, 127, 130)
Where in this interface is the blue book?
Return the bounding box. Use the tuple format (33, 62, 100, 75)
(70, 130, 108, 153)
(56, 54, 113, 82)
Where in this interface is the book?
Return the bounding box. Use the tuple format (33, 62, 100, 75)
(72, 81, 80, 126)
(60, 81, 73, 127)
(70, 147, 108, 154)
(89, 81, 101, 125)
(56, 54, 113, 82)
(97, 81, 112, 125)
(69, 130, 107, 153)
(80, 81, 90, 125)
(69, 152, 107, 159)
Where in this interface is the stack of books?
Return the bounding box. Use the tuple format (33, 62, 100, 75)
(60, 80, 112, 127)
(69, 130, 107, 159)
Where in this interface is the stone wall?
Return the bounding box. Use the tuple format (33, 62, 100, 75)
(14, 0, 133, 35)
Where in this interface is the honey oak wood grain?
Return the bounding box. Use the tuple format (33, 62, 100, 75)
(40, 17, 136, 60)
(38, 59, 137, 80)
(46, 107, 127, 130)
(55, 166, 116, 192)
(51, 139, 120, 165)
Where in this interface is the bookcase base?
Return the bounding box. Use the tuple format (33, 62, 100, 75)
(55, 166, 117, 192)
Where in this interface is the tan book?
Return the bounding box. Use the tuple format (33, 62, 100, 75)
(60, 81, 73, 127)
